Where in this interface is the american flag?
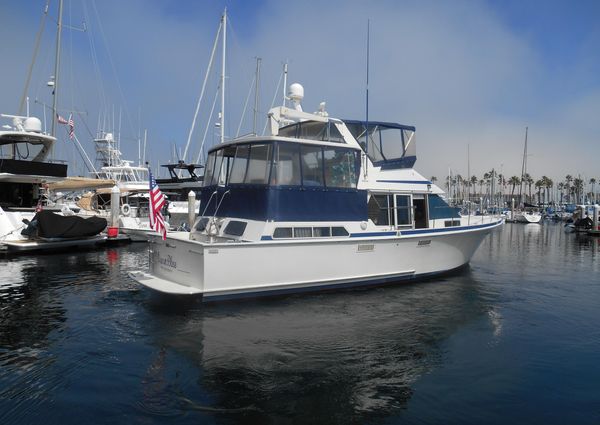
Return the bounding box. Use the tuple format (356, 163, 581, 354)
(148, 168, 167, 240)
(56, 114, 68, 124)
(67, 114, 74, 140)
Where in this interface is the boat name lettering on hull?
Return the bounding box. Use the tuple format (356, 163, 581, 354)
(157, 253, 177, 269)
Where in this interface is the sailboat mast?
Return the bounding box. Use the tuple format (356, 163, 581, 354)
(220, 8, 226, 144)
(51, 0, 64, 139)
(519, 126, 528, 205)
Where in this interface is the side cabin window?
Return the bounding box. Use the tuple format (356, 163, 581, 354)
(368, 194, 391, 226)
(271, 143, 302, 186)
(301, 146, 324, 187)
(367, 193, 416, 228)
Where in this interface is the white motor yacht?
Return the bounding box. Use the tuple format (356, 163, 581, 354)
(129, 85, 503, 300)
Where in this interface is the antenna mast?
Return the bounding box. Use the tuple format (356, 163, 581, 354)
(253, 57, 261, 135)
(51, 0, 64, 139)
(220, 8, 226, 144)
(364, 19, 370, 178)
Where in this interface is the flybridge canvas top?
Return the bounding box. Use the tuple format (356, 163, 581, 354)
(266, 105, 417, 170)
(342, 120, 416, 169)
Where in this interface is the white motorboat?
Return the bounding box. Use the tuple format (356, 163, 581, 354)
(129, 84, 503, 300)
(0, 114, 69, 241)
(514, 209, 543, 224)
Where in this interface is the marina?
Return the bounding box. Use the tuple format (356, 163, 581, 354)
(1, 222, 599, 423)
(2, 0, 600, 423)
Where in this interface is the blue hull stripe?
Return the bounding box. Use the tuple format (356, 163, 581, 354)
(399, 220, 500, 236)
(346, 220, 500, 239)
(261, 221, 501, 241)
(202, 266, 466, 302)
(376, 180, 432, 184)
(349, 231, 396, 238)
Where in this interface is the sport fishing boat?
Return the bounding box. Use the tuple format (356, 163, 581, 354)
(129, 84, 503, 300)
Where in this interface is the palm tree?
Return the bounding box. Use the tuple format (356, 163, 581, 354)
(455, 174, 463, 202)
(565, 174, 573, 202)
(573, 178, 584, 203)
(589, 178, 596, 203)
(535, 179, 544, 205)
(524, 173, 534, 203)
(509, 176, 520, 198)
(557, 182, 564, 204)
(544, 177, 553, 206)
(470, 175, 477, 198)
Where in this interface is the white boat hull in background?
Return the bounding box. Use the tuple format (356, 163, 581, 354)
(515, 211, 542, 224)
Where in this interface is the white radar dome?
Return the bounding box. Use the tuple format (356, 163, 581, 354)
(288, 83, 304, 101)
(23, 117, 42, 133)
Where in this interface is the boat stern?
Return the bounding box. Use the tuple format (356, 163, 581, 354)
(130, 233, 206, 294)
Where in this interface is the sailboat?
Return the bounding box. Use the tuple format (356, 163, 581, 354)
(515, 127, 542, 224)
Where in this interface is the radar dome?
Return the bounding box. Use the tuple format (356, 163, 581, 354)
(23, 117, 42, 133)
(288, 83, 304, 101)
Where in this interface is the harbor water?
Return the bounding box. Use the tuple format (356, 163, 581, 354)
(1, 222, 599, 424)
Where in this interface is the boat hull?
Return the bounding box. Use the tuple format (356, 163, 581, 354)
(515, 212, 542, 223)
(129, 220, 503, 300)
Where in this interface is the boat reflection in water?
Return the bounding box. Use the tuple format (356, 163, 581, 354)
(140, 270, 493, 422)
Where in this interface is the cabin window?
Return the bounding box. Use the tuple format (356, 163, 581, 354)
(301, 146, 324, 187)
(368, 194, 391, 225)
(203, 148, 227, 186)
(395, 195, 412, 226)
(331, 226, 349, 236)
(444, 220, 461, 227)
(273, 227, 293, 238)
(293, 227, 313, 238)
(323, 148, 358, 188)
(224, 220, 247, 236)
(203, 153, 216, 186)
(279, 121, 345, 143)
(272, 226, 349, 239)
(245, 144, 272, 184)
(313, 226, 331, 237)
(229, 144, 250, 184)
(195, 217, 209, 231)
(380, 128, 404, 160)
(271, 143, 301, 186)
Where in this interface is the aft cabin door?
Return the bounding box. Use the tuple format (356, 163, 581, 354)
(412, 194, 428, 229)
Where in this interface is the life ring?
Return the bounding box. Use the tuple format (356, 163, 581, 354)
(121, 203, 131, 216)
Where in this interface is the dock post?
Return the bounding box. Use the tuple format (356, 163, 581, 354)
(511, 198, 515, 222)
(110, 185, 120, 229)
(188, 190, 196, 231)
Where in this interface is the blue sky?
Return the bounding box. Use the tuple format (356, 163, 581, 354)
(1, 0, 599, 185)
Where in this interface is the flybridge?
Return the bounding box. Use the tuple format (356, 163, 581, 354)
(265, 102, 417, 170)
(342, 120, 417, 169)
